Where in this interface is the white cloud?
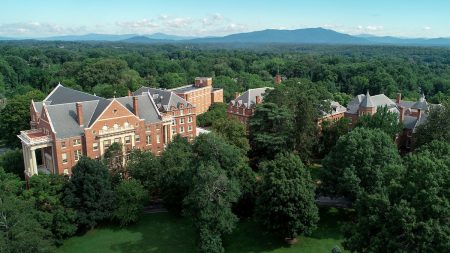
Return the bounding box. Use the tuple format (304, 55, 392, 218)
(0, 22, 87, 36)
(423, 26, 432, 30)
(355, 25, 384, 34)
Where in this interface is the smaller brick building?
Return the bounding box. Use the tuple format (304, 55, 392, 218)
(227, 87, 272, 126)
(170, 77, 224, 115)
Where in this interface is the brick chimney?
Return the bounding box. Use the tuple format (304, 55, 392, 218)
(128, 90, 132, 97)
(396, 93, 402, 104)
(234, 92, 240, 99)
(255, 95, 261, 104)
(133, 96, 139, 117)
(76, 102, 84, 127)
(274, 74, 282, 85)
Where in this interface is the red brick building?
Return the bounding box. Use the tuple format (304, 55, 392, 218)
(169, 77, 223, 114)
(317, 101, 347, 126)
(227, 87, 272, 126)
(344, 91, 435, 150)
(18, 84, 196, 178)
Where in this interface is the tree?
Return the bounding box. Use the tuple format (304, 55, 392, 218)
(355, 106, 403, 138)
(0, 90, 45, 148)
(192, 133, 255, 208)
(197, 102, 227, 127)
(211, 118, 250, 154)
(23, 175, 77, 244)
(317, 118, 350, 157)
(414, 100, 450, 147)
(0, 196, 54, 253)
(249, 102, 295, 160)
(103, 142, 125, 186)
(113, 179, 147, 227)
(127, 149, 161, 196)
(321, 128, 402, 200)
(0, 149, 25, 179)
(183, 164, 241, 253)
(343, 147, 449, 252)
(159, 135, 194, 211)
(63, 157, 115, 230)
(256, 153, 318, 239)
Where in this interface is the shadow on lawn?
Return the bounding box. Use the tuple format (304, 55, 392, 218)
(110, 213, 197, 253)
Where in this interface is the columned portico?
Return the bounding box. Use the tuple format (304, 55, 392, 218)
(18, 129, 54, 178)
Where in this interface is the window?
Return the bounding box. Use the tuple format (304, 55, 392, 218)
(113, 109, 118, 115)
(125, 136, 131, 144)
(93, 142, 98, 151)
(180, 126, 185, 133)
(74, 150, 82, 161)
(62, 153, 68, 164)
(180, 117, 185, 124)
(188, 116, 193, 123)
(180, 110, 184, 116)
(146, 135, 151, 145)
(73, 139, 81, 146)
(135, 135, 140, 142)
(172, 127, 176, 135)
(114, 137, 121, 143)
(156, 134, 160, 144)
(61, 141, 66, 148)
(104, 140, 111, 148)
(172, 119, 176, 125)
(63, 169, 69, 175)
(188, 125, 192, 132)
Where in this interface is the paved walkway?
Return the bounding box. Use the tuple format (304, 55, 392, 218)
(143, 202, 168, 214)
(315, 196, 352, 208)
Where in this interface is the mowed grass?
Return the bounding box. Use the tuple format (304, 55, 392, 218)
(57, 208, 351, 253)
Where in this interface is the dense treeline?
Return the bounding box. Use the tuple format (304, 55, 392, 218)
(0, 41, 450, 103)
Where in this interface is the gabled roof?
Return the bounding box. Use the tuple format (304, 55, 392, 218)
(411, 94, 428, 110)
(46, 100, 99, 138)
(44, 84, 101, 105)
(133, 87, 191, 112)
(34, 84, 166, 139)
(115, 93, 161, 123)
(230, 87, 272, 109)
(346, 93, 398, 114)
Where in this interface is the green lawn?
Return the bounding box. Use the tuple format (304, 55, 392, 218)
(57, 208, 351, 253)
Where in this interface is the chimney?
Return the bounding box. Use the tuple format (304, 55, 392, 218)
(396, 93, 401, 104)
(234, 92, 240, 99)
(133, 96, 139, 117)
(399, 106, 404, 123)
(274, 74, 282, 85)
(76, 102, 84, 127)
(255, 95, 261, 104)
(128, 90, 132, 97)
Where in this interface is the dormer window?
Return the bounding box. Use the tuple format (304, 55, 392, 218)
(113, 109, 118, 115)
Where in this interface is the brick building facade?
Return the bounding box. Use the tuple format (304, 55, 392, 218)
(227, 87, 272, 126)
(18, 84, 196, 178)
(170, 77, 223, 114)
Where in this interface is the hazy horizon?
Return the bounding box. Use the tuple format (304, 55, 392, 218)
(1, 0, 450, 38)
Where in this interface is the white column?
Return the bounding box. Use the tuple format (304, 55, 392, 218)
(31, 148, 38, 175)
(22, 144, 30, 176)
(51, 146, 56, 174)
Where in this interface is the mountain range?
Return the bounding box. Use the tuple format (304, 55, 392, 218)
(2, 28, 450, 46)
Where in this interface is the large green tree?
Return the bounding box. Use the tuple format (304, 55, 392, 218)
(159, 135, 194, 211)
(113, 179, 147, 227)
(321, 128, 402, 200)
(63, 157, 115, 230)
(127, 149, 161, 196)
(23, 175, 77, 244)
(0, 149, 25, 179)
(355, 106, 403, 138)
(344, 143, 450, 252)
(212, 117, 250, 154)
(414, 100, 450, 147)
(197, 102, 227, 127)
(256, 152, 319, 239)
(183, 164, 241, 253)
(0, 90, 45, 148)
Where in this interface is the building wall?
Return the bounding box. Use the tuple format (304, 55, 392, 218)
(211, 89, 224, 103)
(177, 86, 212, 114)
(227, 104, 255, 126)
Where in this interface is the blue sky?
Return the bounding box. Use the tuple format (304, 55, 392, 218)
(1, 0, 450, 38)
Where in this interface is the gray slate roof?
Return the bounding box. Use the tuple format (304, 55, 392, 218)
(133, 87, 191, 112)
(35, 84, 163, 139)
(115, 93, 161, 123)
(360, 91, 375, 108)
(346, 93, 398, 114)
(230, 87, 272, 109)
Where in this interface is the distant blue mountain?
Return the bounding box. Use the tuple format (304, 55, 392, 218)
(189, 28, 369, 44)
(2, 28, 450, 46)
(42, 33, 137, 41)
